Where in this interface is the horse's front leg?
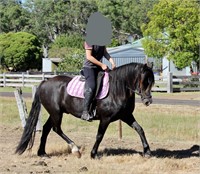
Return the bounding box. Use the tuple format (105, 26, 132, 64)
(121, 115, 151, 157)
(131, 120, 151, 157)
(91, 119, 110, 159)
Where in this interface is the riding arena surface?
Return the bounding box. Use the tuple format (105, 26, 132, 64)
(0, 92, 199, 174)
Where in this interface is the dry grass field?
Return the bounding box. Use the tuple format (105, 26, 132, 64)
(0, 92, 199, 174)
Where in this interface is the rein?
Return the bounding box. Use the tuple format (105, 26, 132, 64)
(126, 71, 142, 96)
(126, 86, 141, 96)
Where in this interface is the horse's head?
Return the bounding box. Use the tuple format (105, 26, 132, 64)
(138, 63, 155, 106)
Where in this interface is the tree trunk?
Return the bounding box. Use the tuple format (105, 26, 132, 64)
(42, 45, 48, 58)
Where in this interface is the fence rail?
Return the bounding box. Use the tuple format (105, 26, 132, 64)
(0, 72, 199, 93)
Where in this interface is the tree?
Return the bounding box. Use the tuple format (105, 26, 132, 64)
(48, 34, 84, 72)
(23, 0, 97, 56)
(97, 0, 159, 43)
(56, 48, 84, 72)
(0, 0, 29, 33)
(141, 0, 200, 69)
(0, 32, 42, 71)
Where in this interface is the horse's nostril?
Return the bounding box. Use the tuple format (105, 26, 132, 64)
(142, 98, 152, 106)
(145, 101, 150, 106)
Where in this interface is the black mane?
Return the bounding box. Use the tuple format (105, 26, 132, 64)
(109, 63, 144, 98)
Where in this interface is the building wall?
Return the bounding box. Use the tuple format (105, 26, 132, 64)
(162, 57, 190, 76)
(42, 58, 52, 72)
(103, 56, 145, 68)
(104, 46, 146, 68)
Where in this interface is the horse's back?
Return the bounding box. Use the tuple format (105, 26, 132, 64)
(39, 75, 72, 110)
(41, 75, 72, 87)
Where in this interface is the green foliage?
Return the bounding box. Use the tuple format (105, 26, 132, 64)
(97, 0, 158, 43)
(0, 0, 160, 72)
(48, 33, 85, 73)
(56, 48, 84, 72)
(1, 0, 159, 47)
(0, 32, 42, 71)
(108, 38, 120, 47)
(142, 0, 200, 69)
(23, 0, 97, 46)
(0, 0, 29, 33)
(51, 34, 84, 50)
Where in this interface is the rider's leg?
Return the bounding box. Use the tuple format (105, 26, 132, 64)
(81, 67, 97, 121)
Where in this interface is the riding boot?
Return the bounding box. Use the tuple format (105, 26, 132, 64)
(81, 87, 94, 121)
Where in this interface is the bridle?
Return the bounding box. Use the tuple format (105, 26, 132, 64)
(126, 86, 141, 96)
(126, 68, 153, 98)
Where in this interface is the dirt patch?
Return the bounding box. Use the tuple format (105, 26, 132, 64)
(0, 123, 199, 174)
(0, 94, 199, 173)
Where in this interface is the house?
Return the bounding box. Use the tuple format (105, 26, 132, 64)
(106, 39, 195, 76)
(42, 58, 62, 72)
(162, 57, 191, 76)
(104, 43, 147, 68)
(104, 39, 162, 72)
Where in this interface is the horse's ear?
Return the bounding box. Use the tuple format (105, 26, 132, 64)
(146, 62, 153, 69)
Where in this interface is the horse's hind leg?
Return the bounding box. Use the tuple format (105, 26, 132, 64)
(121, 114, 151, 157)
(38, 117, 52, 157)
(51, 113, 81, 158)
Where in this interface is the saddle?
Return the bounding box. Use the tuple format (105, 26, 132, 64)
(67, 71, 109, 100)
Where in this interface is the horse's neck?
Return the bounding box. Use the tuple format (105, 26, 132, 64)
(109, 70, 138, 99)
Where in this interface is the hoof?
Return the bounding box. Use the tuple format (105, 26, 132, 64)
(91, 153, 101, 160)
(72, 150, 81, 158)
(94, 155, 101, 160)
(81, 111, 93, 122)
(38, 153, 50, 158)
(72, 146, 81, 158)
(143, 151, 152, 158)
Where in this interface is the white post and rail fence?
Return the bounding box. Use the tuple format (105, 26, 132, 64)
(1, 72, 200, 139)
(0, 72, 199, 93)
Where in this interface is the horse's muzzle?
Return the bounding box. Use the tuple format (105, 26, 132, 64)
(141, 95, 152, 106)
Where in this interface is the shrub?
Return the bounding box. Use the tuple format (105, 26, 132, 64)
(0, 32, 42, 71)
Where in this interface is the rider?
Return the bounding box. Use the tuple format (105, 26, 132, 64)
(81, 42, 116, 121)
(81, 12, 116, 121)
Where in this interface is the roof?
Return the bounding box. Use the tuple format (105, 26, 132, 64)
(49, 58, 62, 63)
(107, 39, 145, 58)
(105, 39, 147, 67)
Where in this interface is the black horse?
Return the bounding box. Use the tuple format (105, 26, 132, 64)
(16, 62, 155, 159)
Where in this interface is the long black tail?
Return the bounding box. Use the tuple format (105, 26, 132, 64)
(15, 86, 41, 155)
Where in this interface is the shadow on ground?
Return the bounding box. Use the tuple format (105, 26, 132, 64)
(99, 145, 199, 159)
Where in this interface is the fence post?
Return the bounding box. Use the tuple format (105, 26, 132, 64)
(167, 72, 173, 93)
(32, 85, 42, 131)
(3, 73, 6, 87)
(14, 88, 28, 128)
(118, 120, 122, 140)
(42, 73, 45, 81)
(22, 72, 25, 87)
(54, 70, 57, 75)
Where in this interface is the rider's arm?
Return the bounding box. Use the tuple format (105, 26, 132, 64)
(85, 49, 107, 70)
(104, 48, 116, 70)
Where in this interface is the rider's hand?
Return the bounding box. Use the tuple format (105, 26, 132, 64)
(101, 64, 108, 71)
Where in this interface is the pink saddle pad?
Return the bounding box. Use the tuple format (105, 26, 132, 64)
(67, 72, 109, 99)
